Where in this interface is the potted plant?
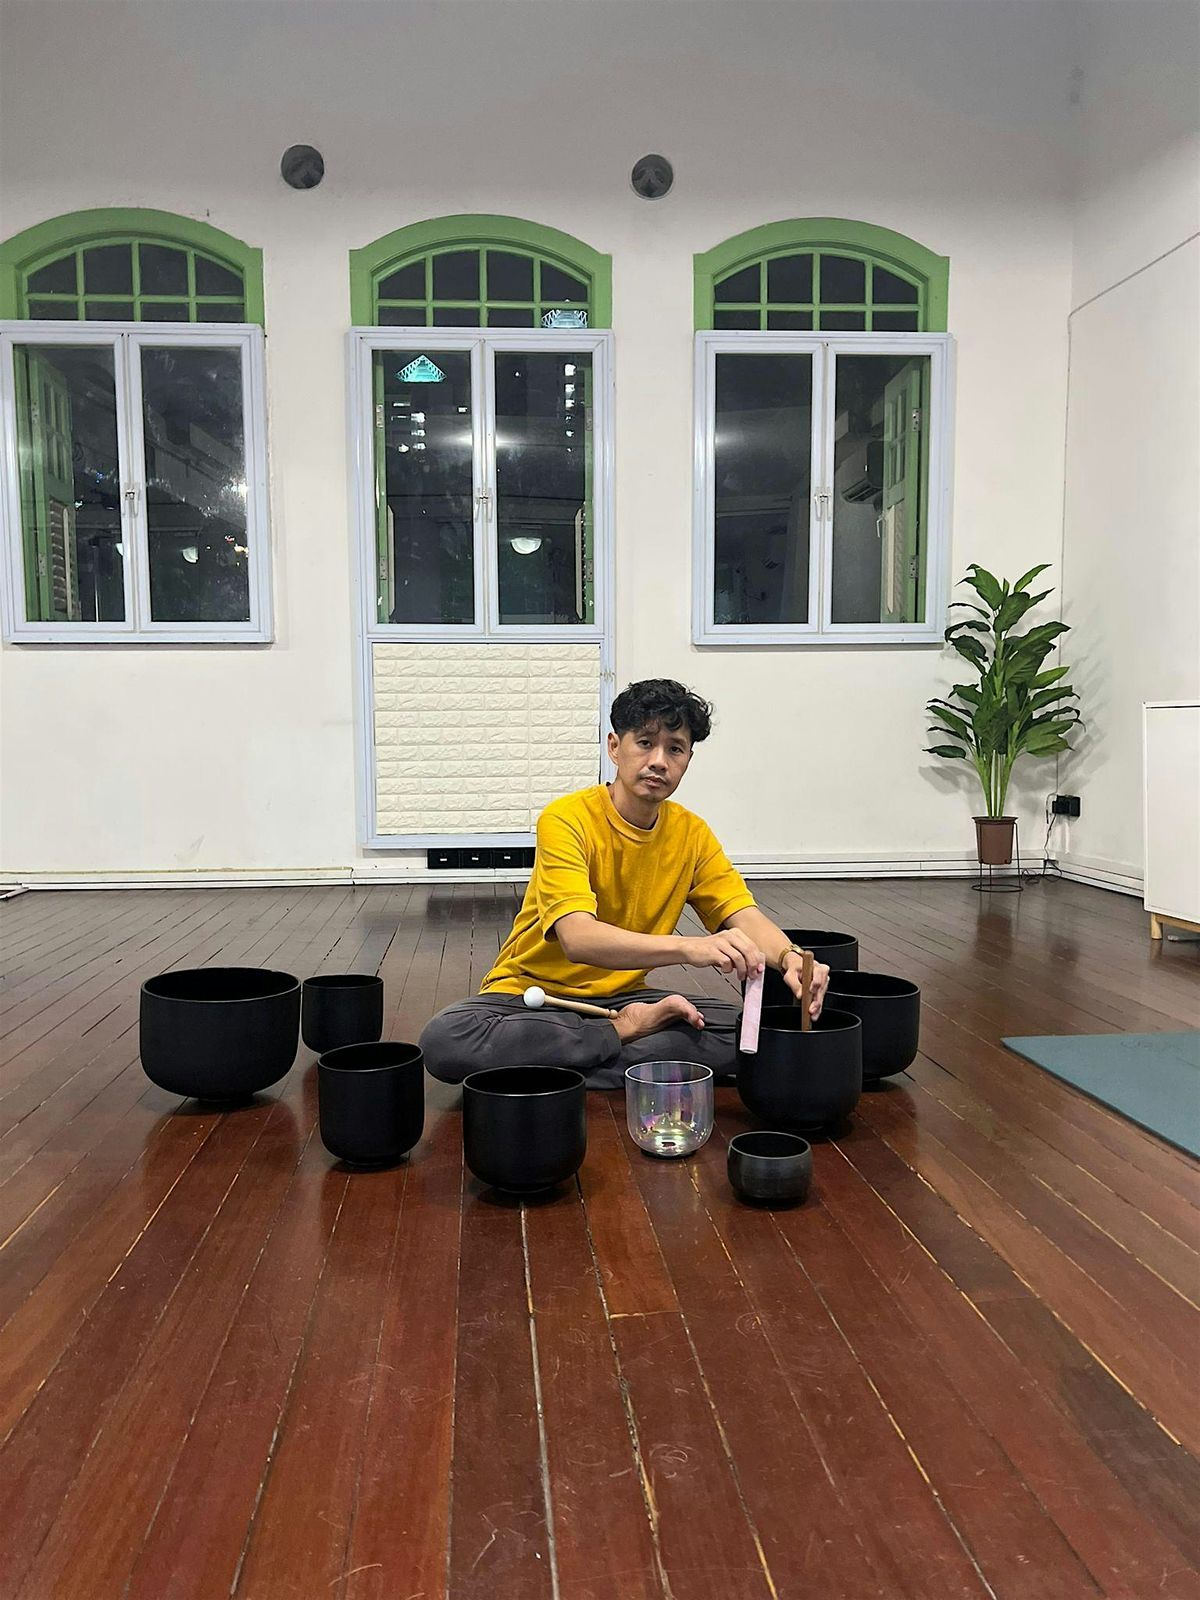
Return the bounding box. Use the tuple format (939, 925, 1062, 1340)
(926, 564, 1081, 866)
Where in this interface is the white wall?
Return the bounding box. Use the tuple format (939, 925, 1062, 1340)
(0, 0, 1084, 879)
(1057, 0, 1200, 886)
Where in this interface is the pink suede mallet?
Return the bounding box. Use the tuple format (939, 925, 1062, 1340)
(739, 964, 765, 1054)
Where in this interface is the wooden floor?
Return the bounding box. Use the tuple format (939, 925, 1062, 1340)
(1, 878, 1198, 1600)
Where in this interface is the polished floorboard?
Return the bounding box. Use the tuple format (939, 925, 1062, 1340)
(1, 877, 1198, 1600)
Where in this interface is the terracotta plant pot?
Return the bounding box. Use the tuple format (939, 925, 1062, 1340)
(318, 1041, 425, 1167)
(302, 974, 385, 1053)
(974, 816, 1017, 866)
(462, 1066, 587, 1193)
(727, 1131, 812, 1206)
(140, 966, 300, 1102)
(761, 928, 859, 1008)
(736, 1005, 863, 1131)
(823, 970, 921, 1081)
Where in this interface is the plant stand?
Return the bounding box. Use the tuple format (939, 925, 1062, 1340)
(972, 819, 1023, 893)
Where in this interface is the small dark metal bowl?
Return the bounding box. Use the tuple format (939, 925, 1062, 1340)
(302, 972, 385, 1053)
(462, 1065, 587, 1193)
(727, 1131, 813, 1206)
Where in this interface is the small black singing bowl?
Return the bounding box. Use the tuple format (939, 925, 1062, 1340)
(317, 1040, 425, 1167)
(823, 970, 921, 1081)
(302, 972, 385, 1053)
(462, 1065, 587, 1193)
(728, 1131, 813, 1206)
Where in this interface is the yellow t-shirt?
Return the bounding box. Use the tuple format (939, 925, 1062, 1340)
(481, 784, 756, 999)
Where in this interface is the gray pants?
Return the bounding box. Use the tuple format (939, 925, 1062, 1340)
(419, 989, 740, 1090)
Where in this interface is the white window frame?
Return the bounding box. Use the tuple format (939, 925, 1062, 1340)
(0, 321, 273, 644)
(346, 326, 616, 850)
(693, 330, 955, 647)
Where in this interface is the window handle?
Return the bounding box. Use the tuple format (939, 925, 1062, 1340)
(813, 489, 831, 518)
(123, 485, 140, 511)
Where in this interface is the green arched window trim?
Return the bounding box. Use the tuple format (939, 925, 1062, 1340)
(694, 217, 948, 332)
(0, 209, 265, 324)
(349, 214, 612, 328)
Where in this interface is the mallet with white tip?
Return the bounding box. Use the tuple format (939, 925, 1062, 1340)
(523, 986, 619, 1020)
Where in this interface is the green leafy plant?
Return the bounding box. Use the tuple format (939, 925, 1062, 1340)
(926, 563, 1081, 818)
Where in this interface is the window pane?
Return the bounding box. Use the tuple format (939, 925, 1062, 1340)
(494, 351, 594, 626)
(85, 301, 136, 321)
(28, 299, 69, 320)
(13, 344, 125, 622)
(714, 264, 760, 303)
(84, 244, 133, 295)
(487, 250, 534, 302)
(873, 266, 919, 304)
(830, 354, 929, 624)
(196, 301, 244, 322)
(487, 307, 536, 327)
(873, 310, 920, 333)
(819, 255, 866, 303)
(374, 349, 474, 625)
(432, 250, 480, 301)
(194, 255, 242, 296)
(378, 261, 425, 300)
(140, 302, 191, 322)
(820, 310, 866, 331)
(766, 253, 813, 304)
(141, 346, 251, 623)
(379, 304, 428, 326)
(713, 309, 760, 330)
(28, 256, 78, 295)
(713, 353, 812, 626)
(139, 244, 189, 295)
(765, 310, 813, 331)
(431, 306, 479, 327)
(539, 264, 586, 303)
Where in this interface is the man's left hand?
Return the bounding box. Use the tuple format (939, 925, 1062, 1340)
(783, 955, 830, 1019)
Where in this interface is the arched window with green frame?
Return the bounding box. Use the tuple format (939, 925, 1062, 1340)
(694, 217, 948, 333)
(693, 218, 952, 647)
(0, 210, 271, 642)
(0, 208, 264, 324)
(349, 215, 611, 328)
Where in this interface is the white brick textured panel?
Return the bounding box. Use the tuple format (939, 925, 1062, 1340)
(372, 643, 601, 836)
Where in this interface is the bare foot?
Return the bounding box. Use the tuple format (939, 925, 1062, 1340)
(611, 994, 704, 1046)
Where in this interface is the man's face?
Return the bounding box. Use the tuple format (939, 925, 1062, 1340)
(608, 720, 694, 803)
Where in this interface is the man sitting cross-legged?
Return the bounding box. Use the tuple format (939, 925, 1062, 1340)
(420, 678, 830, 1090)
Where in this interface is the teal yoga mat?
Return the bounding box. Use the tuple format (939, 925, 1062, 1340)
(1002, 1032, 1200, 1158)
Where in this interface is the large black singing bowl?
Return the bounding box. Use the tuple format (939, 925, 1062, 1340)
(736, 1005, 863, 1131)
(823, 971, 921, 1081)
(762, 928, 859, 1008)
(140, 967, 300, 1101)
(462, 1066, 587, 1193)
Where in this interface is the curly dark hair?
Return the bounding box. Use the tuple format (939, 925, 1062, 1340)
(610, 679, 713, 744)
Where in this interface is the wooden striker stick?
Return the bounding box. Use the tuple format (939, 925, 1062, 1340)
(800, 949, 814, 1032)
(539, 993, 620, 1020)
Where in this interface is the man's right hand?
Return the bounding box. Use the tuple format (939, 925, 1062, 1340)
(680, 930, 766, 982)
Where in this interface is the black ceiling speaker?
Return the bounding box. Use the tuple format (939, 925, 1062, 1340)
(281, 145, 325, 190)
(631, 154, 673, 200)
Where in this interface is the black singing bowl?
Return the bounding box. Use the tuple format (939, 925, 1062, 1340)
(302, 973, 385, 1053)
(140, 966, 300, 1101)
(761, 928, 859, 1008)
(318, 1041, 425, 1167)
(462, 1066, 587, 1193)
(736, 1006, 863, 1131)
(823, 971, 921, 1081)
(728, 1131, 813, 1206)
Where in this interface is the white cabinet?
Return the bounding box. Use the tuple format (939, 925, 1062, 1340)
(1143, 702, 1200, 937)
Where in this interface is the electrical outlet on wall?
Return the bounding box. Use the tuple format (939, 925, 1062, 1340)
(1052, 795, 1081, 817)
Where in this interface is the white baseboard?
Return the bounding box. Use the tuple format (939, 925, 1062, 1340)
(1054, 852, 1144, 897)
(3, 847, 1147, 895)
(2, 849, 992, 892)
